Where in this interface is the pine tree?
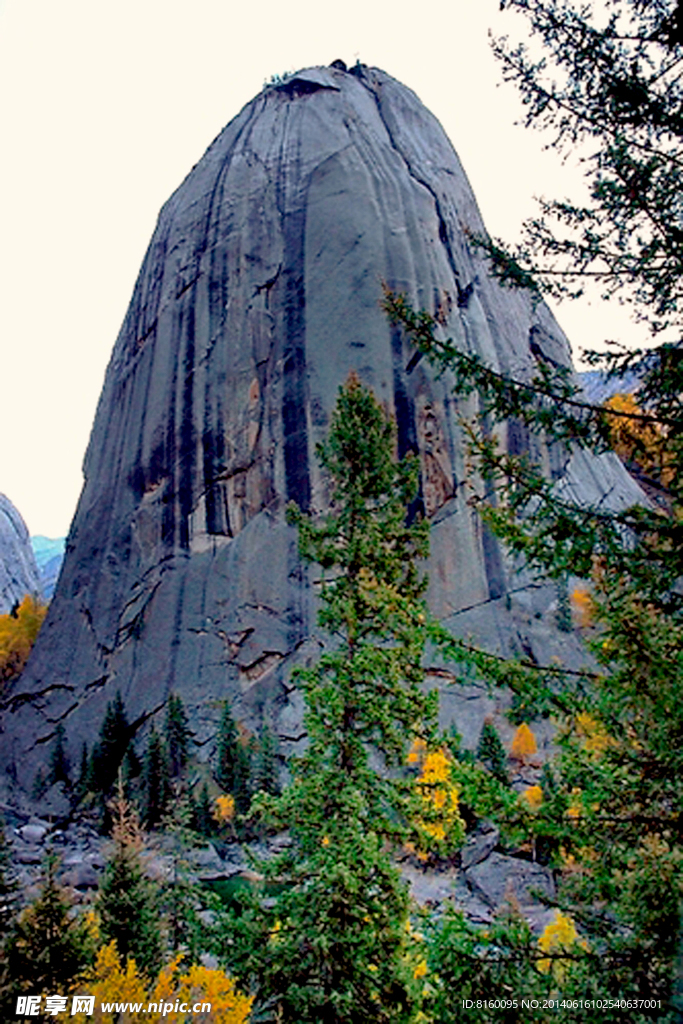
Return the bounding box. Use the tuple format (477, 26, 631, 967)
(90, 691, 131, 796)
(223, 375, 438, 1023)
(1, 853, 95, 1015)
(233, 739, 252, 817)
(165, 693, 191, 777)
(98, 780, 162, 979)
(192, 782, 215, 838)
(47, 722, 70, 787)
(383, 90, 683, 1012)
(214, 705, 240, 794)
(75, 741, 90, 803)
(254, 723, 280, 797)
(476, 719, 508, 785)
(140, 727, 171, 830)
(487, 0, 683, 340)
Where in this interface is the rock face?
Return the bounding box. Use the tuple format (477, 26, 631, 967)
(0, 495, 41, 614)
(1, 65, 645, 794)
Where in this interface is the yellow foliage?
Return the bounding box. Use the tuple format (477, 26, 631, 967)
(521, 785, 543, 810)
(510, 723, 537, 763)
(72, 942, 148, 1022)
(407, 737, 427, 765)
(213, 794, 235, 824)
(575, 712, 616, 757)
(571, 586, 595, 628)
(0, 594, 47, 685)
(538, 910, 588, 981)
(413, 959, 428, 979)
(175, 964, 253, 1022)
(410, 744, 465, 857)
(603, 392, 673, 486)
(72, 942, 252, 1023)
(566, 787, 583, 820)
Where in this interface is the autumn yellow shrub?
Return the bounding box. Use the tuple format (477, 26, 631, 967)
(509, 723, 537, 763)
(213, 794, 235, 824)
(521, 784, 543, 810)
(603, 392, 673, 486)
(570, 586, 595, 628)
(0, 594, 47, 685)
(72, 942, 253, 1023)
(574, 712, 616, 757)
(538, 910, 588, 981)
(408, 740, 465, 858)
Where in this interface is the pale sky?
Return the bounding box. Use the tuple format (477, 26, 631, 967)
(0, 0, 643, 537)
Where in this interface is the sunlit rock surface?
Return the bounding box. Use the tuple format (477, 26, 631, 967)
(1, 65, 645, 793)
(0, 495, 41, 614)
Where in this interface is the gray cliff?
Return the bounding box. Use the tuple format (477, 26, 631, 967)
(1, 65, 644, 793)
(0, 495, 41, 615)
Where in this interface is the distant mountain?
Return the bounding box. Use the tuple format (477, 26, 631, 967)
(30, 536, 66, 601)
(579, 369, 643, 405)
(0, 495, 42, 613)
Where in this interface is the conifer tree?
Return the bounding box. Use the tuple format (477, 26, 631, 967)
(75, 741, 90, 803)
(140, 727, 171, 829)
(98, 779, 162, 979)
(254, 723, 280, 797)
(139, 724, 171, 827)
(47, 722, 70, 787)
(192, 782, 215, 838)
(215, 705, 240, 794)
(233, 740, 252, 818)
(476, 719, 508, 785)
(90, 691, 131, 796)
(1, 853, 95, 1015)
(376, 6, 683, 1013)
(165, 693, 191, 777)
(224, 375, 439, 1023)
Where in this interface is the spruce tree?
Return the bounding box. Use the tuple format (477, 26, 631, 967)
(254, 724, 279, 797)
(1, 853, 95, 1015)
(90, 691, 131, 795)
(476, 719, 508, 785)
(233, 740, 252, 817)
(165, 693, 191, 777)
(140, 727, 171, 830)
(47, 722, 70, 787)
(224, 375, 439, 1023)
(214, 705, 240, 794)
(192, 782, 215, 838)
(75, 741, 90, 803)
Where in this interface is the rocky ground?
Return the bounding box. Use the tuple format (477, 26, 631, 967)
(2, 763, 557, 938)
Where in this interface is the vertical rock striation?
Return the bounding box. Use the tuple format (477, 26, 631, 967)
(1, 65, 644, 791)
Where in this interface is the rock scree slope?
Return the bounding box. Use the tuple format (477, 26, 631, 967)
(0, 64, 645, 797)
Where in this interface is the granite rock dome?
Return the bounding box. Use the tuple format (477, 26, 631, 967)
(0, 495, 41, 615)
(1, 65, 644, 793)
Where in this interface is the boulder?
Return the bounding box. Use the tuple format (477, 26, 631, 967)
(465, 852, 555, 910)
(460, 821, 499, 870)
